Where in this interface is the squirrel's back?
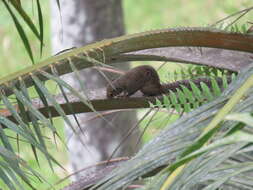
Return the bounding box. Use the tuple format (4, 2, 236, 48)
(106, 65, 162, 98)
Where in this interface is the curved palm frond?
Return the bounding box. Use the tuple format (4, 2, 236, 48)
(0, 3, 253, 189)
(90, 65, 253, 190)
(0, 27, 252, 189)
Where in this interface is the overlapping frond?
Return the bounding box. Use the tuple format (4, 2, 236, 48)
(0, 4, 253, 188)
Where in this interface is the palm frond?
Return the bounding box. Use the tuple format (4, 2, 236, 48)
(90, 65, 253, 190)
(2, 0, 35, 64)
(0, 24, 251, 189)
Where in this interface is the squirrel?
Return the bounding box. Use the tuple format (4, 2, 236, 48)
(106, 65, 166, 98)
(106, 65, 231, 99)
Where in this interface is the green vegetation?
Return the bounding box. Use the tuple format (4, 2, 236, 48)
(0, 1, 252, 189)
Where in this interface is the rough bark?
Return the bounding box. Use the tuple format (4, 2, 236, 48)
(50, 0, 139, 180)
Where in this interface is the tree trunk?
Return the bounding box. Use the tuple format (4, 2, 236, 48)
(50, 0, 139, 180)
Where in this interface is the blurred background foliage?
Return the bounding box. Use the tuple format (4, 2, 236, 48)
(0, 0, 252, 77)
(0, 0, 252, 189)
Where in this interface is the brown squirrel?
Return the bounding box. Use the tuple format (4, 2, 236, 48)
(106, 65, 166, 98)
(106, 65, 230, 99)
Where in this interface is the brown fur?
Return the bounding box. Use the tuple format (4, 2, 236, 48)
(106, 65, 165, 98)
